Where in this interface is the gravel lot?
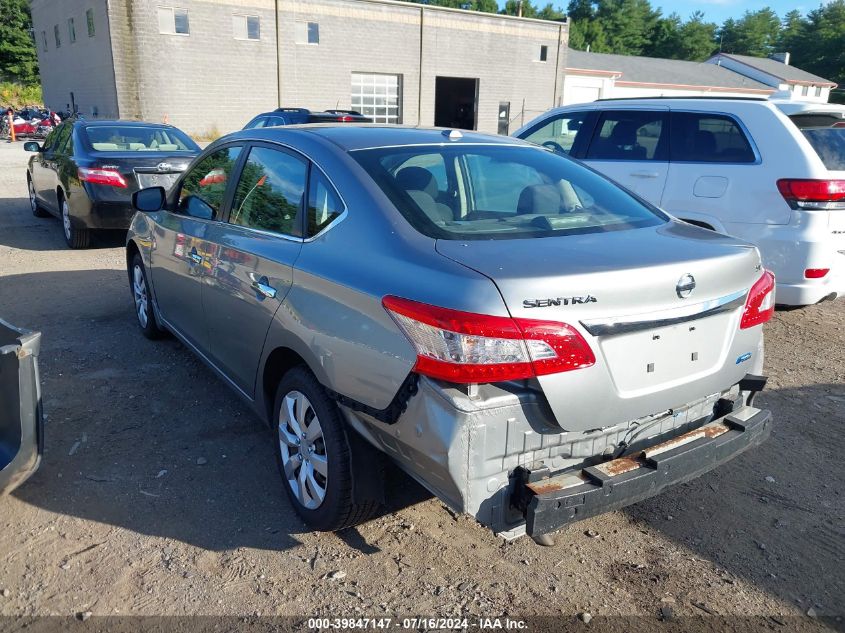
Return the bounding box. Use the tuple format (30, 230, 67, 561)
(0, 140, 842, 631)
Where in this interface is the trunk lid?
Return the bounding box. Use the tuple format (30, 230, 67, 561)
(89, 152, 194, 190)
(436, 222, 765, 432)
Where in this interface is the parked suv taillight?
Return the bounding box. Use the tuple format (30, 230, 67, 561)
(777, 179, 845, 210)
(78, 167, 127, 188)
(383, 296, 595, 383)
(740, 270, 776, 329)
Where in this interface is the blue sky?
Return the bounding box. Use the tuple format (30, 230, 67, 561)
(650, 1, 821, 23)
(496, 1, 827, 23)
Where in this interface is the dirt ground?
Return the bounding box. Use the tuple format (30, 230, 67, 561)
(0, 141, 842, 631)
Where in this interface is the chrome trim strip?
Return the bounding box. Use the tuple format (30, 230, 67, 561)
(580, 289, 748, 337)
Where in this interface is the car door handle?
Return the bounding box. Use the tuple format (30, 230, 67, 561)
(251, 277, 277, 299)
(630, 171, 660, 178)
(188, 249, 203, 265)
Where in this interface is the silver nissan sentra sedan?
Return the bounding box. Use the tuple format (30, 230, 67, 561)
(126, 125, 774, 542)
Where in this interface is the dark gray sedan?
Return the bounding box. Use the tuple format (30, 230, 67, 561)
(25, 119, 200, 248)
(126, 126, 774, 542)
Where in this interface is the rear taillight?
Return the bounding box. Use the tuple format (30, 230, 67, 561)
(805, 268, 830, 279)
(382, 296, 595, 383)
(740, 270, 776, 329)
(777, 179, 845, 210)
(78, 167, 127, 188)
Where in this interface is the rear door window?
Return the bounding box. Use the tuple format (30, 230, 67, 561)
(521, 111, 590, 156)
(244, 117, 268, 129)
(178, 146, 243, 220)
(802, 128, 845, 170)
(41, 124, 64, 153)
(229, 146, 307, 236)
(586, 110, 668, 161)
(670, 113, 756, 163)
(53, 125, 73, 155)
(306, 170, 344, 236)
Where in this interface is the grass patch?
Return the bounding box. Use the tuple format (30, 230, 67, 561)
(0, 83, 42, 108)
(192, 124, 222, 143)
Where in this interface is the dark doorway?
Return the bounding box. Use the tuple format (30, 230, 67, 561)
(497, 102, 511, 135)
(434, 77, 478, 130)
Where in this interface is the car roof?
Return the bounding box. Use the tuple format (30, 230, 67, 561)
(226, 124, 528, 151)
(771, 100, 845, 115)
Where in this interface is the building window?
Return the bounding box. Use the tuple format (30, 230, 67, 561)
(233, 14, 260, 40)
(295, 21, 319, 45)
(54, 24, 60, 48)
(158, 7, 190, 35)
(351, 73, 401, 124)
(68, 18, 76, 43)
(539, 45, 548, 62)
(41, 31, 47, 51)
(86, 9, 95, 37)
(801, 85, 809, 96)
(815, 86, 822, 97)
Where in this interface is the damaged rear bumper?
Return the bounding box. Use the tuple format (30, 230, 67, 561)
(511, 405, 772, 537)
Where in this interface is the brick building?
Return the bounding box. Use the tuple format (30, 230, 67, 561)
(30, 0, 569, 136)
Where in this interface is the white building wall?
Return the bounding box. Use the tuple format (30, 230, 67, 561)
(561, 72, 773, 105)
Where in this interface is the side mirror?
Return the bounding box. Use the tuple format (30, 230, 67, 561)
(133, 187, 166, 213)
(23, 142, 41, 152)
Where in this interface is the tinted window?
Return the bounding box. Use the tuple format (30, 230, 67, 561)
(244, 116, 268, 130)
(42, 125, 63, 152)
(83, 125, 199, 152)
(802, 128, 845, 170)
(178, 146, 242, 220)
(307, 170, 344, 236)
(522, 112, 589, 155)
(55, 126, 74, 155)
(230, 146, 307, 236)
(670, 113, 755, 163)
(352, 145, 666, 240)
(586, 111, 667, 161)
(789, 113, 845, 129)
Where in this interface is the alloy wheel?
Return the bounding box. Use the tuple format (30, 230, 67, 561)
(278, 390, 328, 510)
(62, 200, 71, 240)
(133, 264, 149, 328)
(28, 180, 36, 214)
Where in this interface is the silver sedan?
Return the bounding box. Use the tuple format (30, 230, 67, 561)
(127, 125, 774, 541)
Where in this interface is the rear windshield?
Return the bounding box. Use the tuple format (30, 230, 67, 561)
(803, 128, 845, 171)
(352, 144, 666, 240)
(82, 125, 199, 152)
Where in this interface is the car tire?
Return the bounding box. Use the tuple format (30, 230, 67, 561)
(130, 254, 165, 339)
(60, 193, 90, 249)
(273, 366, 381, 531)
(27, 177, 49, 218)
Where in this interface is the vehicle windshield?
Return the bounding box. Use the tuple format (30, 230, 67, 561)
(802, 128, 845, 171)
(352, 144, 666, 240)
(82, 125, 199, 152)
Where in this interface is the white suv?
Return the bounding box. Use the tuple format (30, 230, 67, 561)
(515, 97, 845, 306)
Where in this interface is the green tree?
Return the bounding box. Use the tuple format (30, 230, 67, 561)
(717, 8, 781, 57)
(647, 13, 683, 59)
(676, 12, 717, 60)
(594, 0, 661, 55)
(793, 0, 845, 85)
(778, 9, 807, 53)
(0, 0, 38, 85)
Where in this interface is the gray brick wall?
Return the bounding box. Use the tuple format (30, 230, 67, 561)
(31, 0, 568, 137)
(111, 0, 279, 135)
(30, 0, 120, 118)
